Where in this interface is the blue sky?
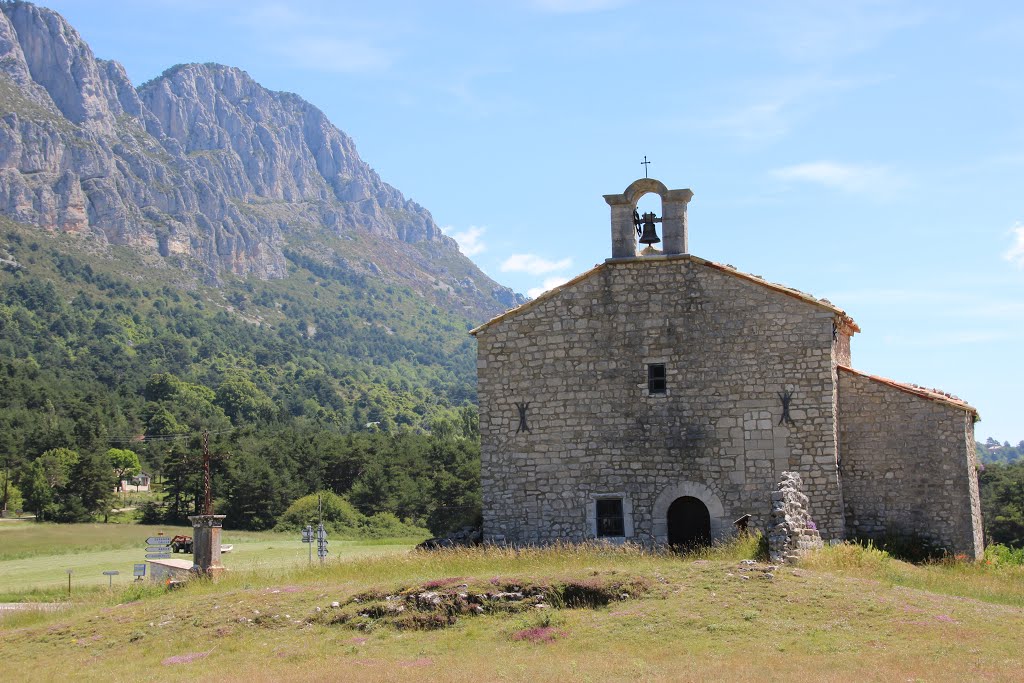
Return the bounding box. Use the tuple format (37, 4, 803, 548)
(41, 0, 1023, 441)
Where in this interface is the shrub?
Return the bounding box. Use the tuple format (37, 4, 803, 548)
(984, 543, 1024, 566)
(275, 490, 428, 539)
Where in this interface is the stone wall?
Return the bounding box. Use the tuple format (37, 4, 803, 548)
(837, 368, 983, 558)
(475, 256, 847, 546)
(767, 471, 824, 563)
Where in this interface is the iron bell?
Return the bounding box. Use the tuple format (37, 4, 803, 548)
(637, 211, 661, 245)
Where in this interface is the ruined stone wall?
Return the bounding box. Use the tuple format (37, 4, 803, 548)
(768, 472, 824, 563)
(476, 256, 845, 545)
(837, 369, 984, 558)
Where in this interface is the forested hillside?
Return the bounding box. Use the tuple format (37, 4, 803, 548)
(978, 438, 1023, 465)
(980, 462, 1024, 549)
(0, 219, 481, 533)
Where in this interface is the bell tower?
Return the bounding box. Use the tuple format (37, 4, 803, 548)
(603, 178, 694, 259)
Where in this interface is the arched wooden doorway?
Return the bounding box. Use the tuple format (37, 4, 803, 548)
(667, 496, 711, 549)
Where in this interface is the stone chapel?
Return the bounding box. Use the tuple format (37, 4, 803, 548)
(471, 178, 984, 558)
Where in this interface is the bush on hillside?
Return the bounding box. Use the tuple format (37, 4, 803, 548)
(274, 490, 427, 539)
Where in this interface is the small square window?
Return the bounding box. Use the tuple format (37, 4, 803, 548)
(648, 363, 667, 394)
(596, 498, 625, 537)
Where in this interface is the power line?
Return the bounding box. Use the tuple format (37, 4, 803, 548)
(104, 428, 234, 444)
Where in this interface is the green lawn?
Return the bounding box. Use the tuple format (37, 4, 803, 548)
(0, 523, 416, 598)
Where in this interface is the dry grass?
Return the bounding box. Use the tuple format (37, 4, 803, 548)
(2, 539, 1023, 681)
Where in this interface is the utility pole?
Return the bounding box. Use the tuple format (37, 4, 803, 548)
(2, 458, 9, 517)
(316, 493, 328, 566)
(202, 430, 212, 516)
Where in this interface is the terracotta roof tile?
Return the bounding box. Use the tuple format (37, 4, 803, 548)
(837, 365, 979, 417)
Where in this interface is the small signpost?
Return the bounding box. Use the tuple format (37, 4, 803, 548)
(316, 494, 328, 565)
(300, 495, 329, 566)
(145, 535, 172, 560)
(102, 570, 119, 589)
(66, 568, 73, 596)
(317, 523, 328, 564)
(301, 525, 313, 565)
(133, 564, 147, 580)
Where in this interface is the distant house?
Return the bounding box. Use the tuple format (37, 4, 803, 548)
(118, 472, 151, 492)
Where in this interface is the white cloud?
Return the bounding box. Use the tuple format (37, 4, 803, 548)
(271, 37, 392, 73)
(740, 2, 929, 63)
(771, 161, 903, 194)
(443, 225, 487, 257)
(500, 253, 573, 275)
(1005, 222, 1024, 268)
(233, 2, 396, 74)
(696, 74, 881, 142)
(710, 101, 788, 141)
(527, 275, 572, 299)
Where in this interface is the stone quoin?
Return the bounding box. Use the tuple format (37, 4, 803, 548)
(471, 178, 983, 558)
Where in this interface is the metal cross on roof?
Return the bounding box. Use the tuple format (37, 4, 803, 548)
(641, 155, 651, 178)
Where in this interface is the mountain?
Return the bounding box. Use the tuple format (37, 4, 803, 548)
(0, 1, 522, 320)
(0, 2, 524, 531)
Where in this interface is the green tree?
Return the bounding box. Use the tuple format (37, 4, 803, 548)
(18, 460, 55, 520)
(222, 453, 290, 531)
(215, 374, 275, 424)
(980, 462, 1024, 547)
(107, 448, 141, 491)
(146, 407, 183, 438)
(35, 448, 79, 489)
(275, 490, 365, 532)
(61, 452, 115, 522)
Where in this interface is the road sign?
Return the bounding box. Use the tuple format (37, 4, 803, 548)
(145, 553, 171, 560)
(102, 570, 119, 588)
(316, 522, 328, 561)
(146, 546, 171, 553)
(133, 564, 147, 577)
(301, 526, 312, 543)
(146, 537, 172, 545)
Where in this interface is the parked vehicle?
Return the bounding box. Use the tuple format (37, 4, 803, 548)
(170, 535, 193, 553)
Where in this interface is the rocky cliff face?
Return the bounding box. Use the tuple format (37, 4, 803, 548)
(0, 2, 522, 317)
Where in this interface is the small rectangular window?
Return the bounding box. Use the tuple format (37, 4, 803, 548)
(648, 363, 667, 394)
(596, 498, 625, 537)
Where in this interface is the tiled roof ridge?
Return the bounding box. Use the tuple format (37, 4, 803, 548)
(837, 365, 979, 416)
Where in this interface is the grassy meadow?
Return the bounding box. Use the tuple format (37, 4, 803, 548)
(2, 526, 1024, 682)
(0, 522, 419, 600)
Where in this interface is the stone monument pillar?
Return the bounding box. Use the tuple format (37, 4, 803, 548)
(189, 514, 227, 577)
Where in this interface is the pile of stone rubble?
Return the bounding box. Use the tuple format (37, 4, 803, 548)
(416, 526, 482, 550)
(768, 471, 824, 563)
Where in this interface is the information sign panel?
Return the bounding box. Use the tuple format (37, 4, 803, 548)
(133, 564, 147, 577)
(146, 537, 172, 546)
